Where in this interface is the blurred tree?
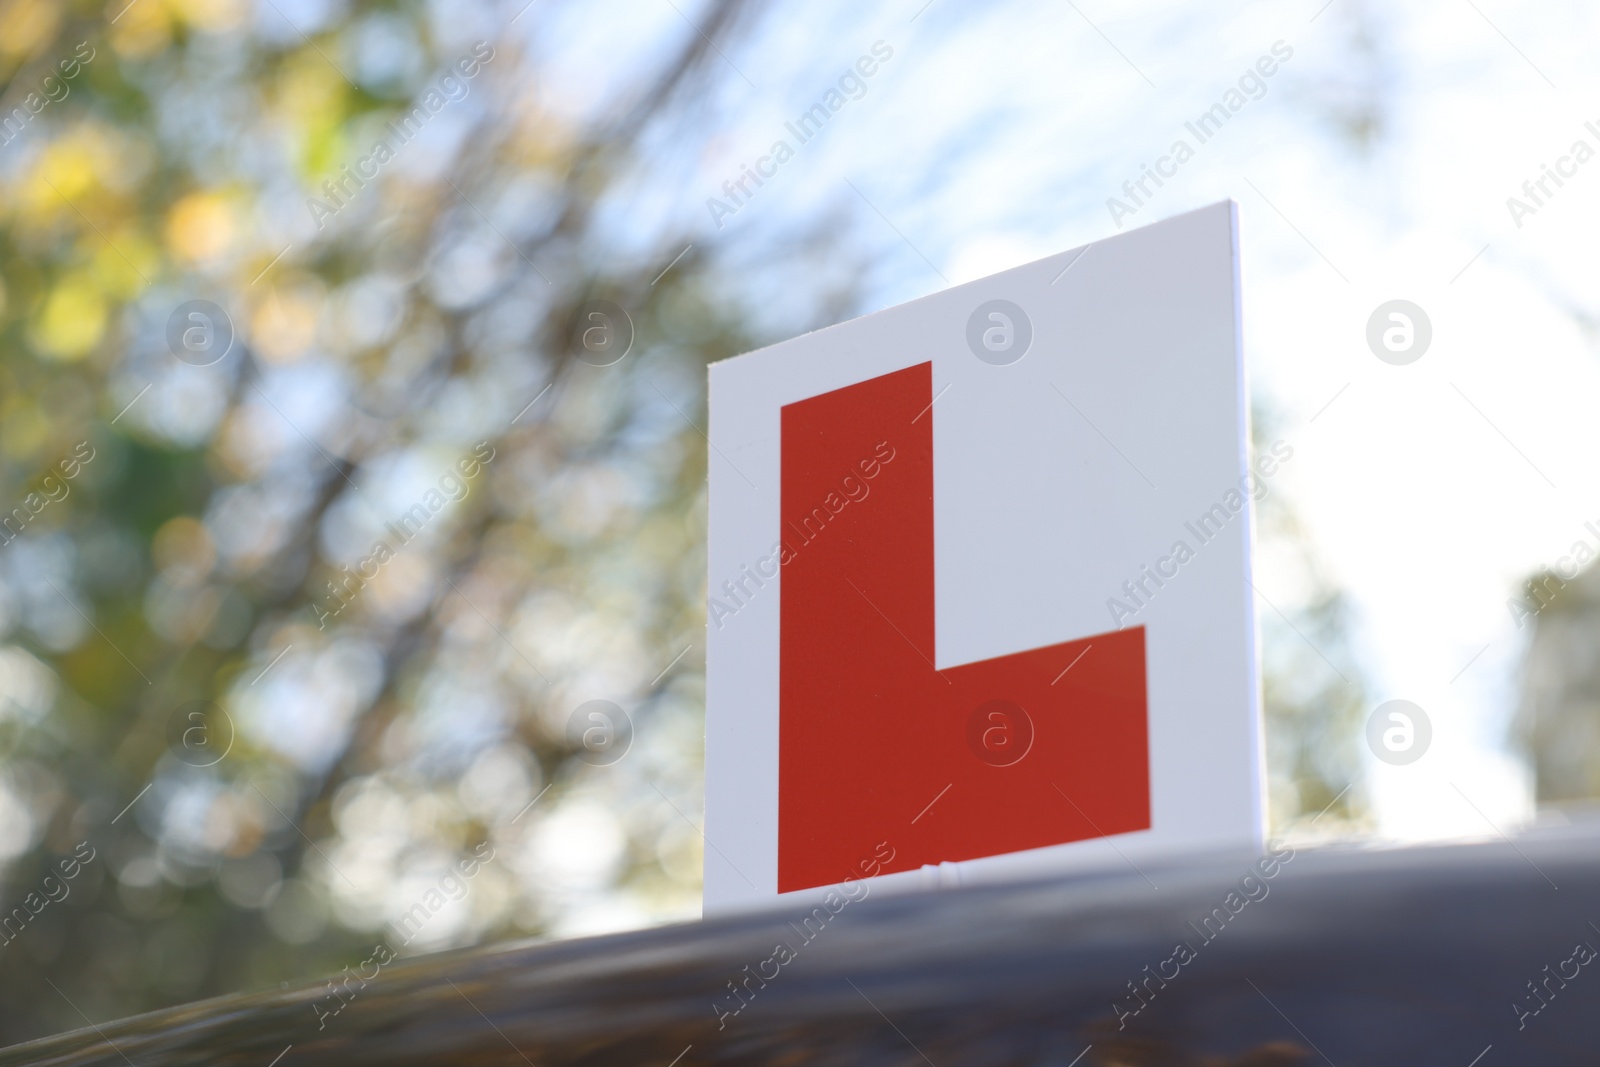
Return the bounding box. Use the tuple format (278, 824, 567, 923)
(1512, 564, 1600, 805)
(1244, 2, 1392, 838)
(0, 0, 1379, 1048)
(0, 0, 799, 1044)
(1251, 413, 1370, 837)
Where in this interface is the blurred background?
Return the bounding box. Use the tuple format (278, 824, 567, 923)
(0, 0, 1596, 1045)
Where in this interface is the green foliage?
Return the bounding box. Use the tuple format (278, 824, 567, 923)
(0, 0, 757, 1043)
(1251, 410, 1369, 835)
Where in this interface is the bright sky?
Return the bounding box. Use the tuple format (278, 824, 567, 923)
(511, 0, 1600, 851)
(609, 0, 1600, 843)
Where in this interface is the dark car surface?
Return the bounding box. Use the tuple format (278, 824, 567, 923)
(3, 824, 1596, 1066)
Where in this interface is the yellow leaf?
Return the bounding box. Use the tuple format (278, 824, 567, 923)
(110, 0, 172, 58)
(31, 273, 107, 361)
(250, 282, 323, 363)
(0, 0, 62, 60)
(166, 192, 234, 266)
(93, 228, 158, 297)
(173, 0, 245, 32)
